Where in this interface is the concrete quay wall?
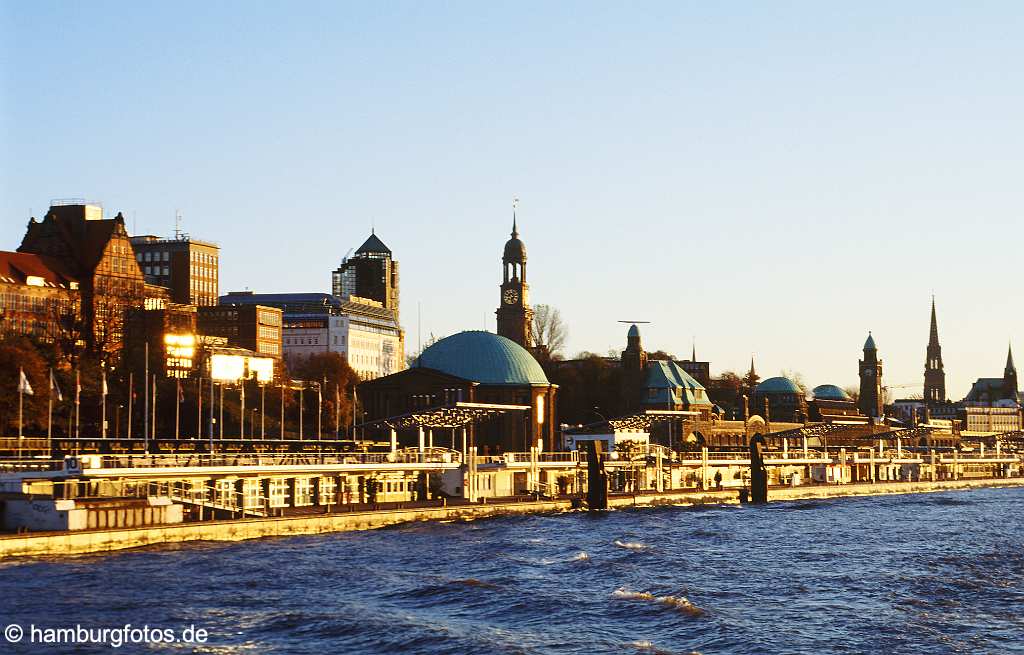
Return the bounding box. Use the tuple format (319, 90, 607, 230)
(3, 477, 1024, 558)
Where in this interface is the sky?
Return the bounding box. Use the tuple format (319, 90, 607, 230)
(2, 1, 1022, 399)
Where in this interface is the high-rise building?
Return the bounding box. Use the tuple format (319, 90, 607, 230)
(924, 297, 946, 403)
(129, 234, 219, 306)
(496, 215, 533, 348)
(858, 332, 884, 418)
(331, 232, 399, 320)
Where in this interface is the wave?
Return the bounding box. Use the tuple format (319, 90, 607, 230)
(614, 540, 650, 551)
(612, 588, 705, 617)
(572, 551, 590, 562)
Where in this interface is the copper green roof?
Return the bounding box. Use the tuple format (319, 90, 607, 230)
(416, 331, 549, 386)
(643, 360, 709, 405)
(812, 384, 851, 401)
(756, 376, 802, 394)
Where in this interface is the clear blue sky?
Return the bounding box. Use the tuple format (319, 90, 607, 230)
(3, 1, 1022, 399)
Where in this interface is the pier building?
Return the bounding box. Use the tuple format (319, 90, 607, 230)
(359, 330, 558, 453)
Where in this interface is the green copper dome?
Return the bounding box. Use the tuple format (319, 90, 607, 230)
(813, 384, 851, 401)
(756, 376, 802, 394)
(416, 331, 549, 386)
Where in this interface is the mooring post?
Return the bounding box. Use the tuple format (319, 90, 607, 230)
(584, 440, 608, 510)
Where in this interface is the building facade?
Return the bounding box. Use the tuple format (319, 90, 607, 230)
(963, 345, 1021, 407)
(197, 304, 283, 360)
(18, 201, 161, 359)
(331, 232, 399, 320)
(130, 234, 220, 306)
(495, 216, 533, 349)
(219, 292, 404, 379)
(0, 252, 79, 344)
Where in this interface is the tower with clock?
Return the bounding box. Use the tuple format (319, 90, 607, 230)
(858, 332, 884, 418)
(496, 212, 533, 348)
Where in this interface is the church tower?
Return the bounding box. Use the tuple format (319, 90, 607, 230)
(859, 332, 884, 418)
(496, 212, 533, 348)
(924, 297, 946, 403)
(1003, 343, 1018, 401)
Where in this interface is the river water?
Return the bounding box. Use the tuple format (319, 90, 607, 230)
(2, 487, 1023, 654)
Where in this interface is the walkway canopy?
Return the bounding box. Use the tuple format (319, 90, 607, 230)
(357, 401, 531, 431)
(566, 410, 700, 435)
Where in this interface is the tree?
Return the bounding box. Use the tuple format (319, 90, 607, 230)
(406, 332, 444, 368)
(843, 386, 860, 404)
(530, 305, 568, 360)
(647, 350, 676, 361)
(0, 337, 48, 435)
(292, 352, 361, 436)
(780, 369, 808, 395)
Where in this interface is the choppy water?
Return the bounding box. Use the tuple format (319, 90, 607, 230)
(2, 487, 1024, 654)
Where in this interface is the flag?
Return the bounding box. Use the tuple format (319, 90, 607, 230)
(50, 369, 62, 401)
(75, 370, 81, 403)
(177, 379, 184, 403)
(101, 369, 108, 397)
(18, 368, 33, 396)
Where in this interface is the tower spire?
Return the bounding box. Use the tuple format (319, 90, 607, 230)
(511, 197, 519, 238)
(691, 337, 696, 362)
(1006, 342, 1016, 373)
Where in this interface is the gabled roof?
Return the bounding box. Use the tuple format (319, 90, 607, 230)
(0, 251, 77, 288)
(355, 232, 391, 255)
(643, 360, 710, 406)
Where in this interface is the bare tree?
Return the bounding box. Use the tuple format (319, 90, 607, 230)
(530, 305, 567, 359)
(780, 369, 808, 395)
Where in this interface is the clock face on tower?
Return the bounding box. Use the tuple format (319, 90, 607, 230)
(503, 288, 520, 304)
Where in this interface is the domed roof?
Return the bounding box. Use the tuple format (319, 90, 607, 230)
(756, 376, 802, 394)
(864, 332, 877, 350)
(503, 216, 526, 262)
(416, 331, 549, 386)
(813, 384, 851, 401)
(627, 324, 640, 338)
(503, 237, 526, 261)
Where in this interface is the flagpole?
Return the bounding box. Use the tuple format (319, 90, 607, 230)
(197, 378, 202, 440)
(240, 381, 245, 439)
(47, 367, 53, 452)
(143, 341, 149, 447)
(334, 383, 340, 440)
(260, 382, 266, 439)
(74, 369, 80, 440)
(18, 367, 24, 460)
(317, 381, 322, 442)
(101, 368, 107, 439)
(127, 372, 133, 440)
(151, 374, 157, 443)
(299, 383, 304, 441)
(175, 377, 180, 440)
(280, 381, 284, 440)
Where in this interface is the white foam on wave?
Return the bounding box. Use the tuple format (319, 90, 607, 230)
(612, 588, 705, 617)
(614, 539, 649, 551)
(572, 551, 590, 562)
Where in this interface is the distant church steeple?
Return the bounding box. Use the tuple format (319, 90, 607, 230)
(1004, 342, 1018, 400)
(924, 297, 946, 403)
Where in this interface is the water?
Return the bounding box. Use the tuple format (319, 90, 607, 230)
(2, 487, 1024, 654)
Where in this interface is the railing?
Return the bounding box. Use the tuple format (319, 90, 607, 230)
(79, 449, 462, 470)
(0, 459, 66, 474)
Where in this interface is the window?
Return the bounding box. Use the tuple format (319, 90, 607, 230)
(144, 252, 152, 262)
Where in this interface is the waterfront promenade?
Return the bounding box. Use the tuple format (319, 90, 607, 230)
(3, 476, 1022, 558)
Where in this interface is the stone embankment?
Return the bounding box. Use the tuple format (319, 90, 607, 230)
(2, 477, 1022, 558)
